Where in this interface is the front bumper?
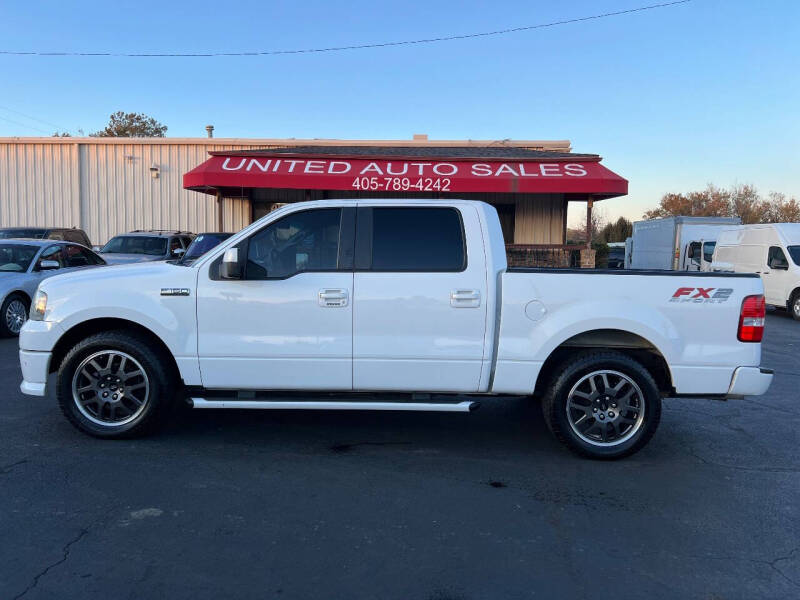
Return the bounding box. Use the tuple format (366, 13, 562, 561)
(19, 350, 52, 397)
(727, 366, 773, 398)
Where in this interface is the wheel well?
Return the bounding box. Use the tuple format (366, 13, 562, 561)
(789, 288, 800, 308)
(533, 329, 673, 397)
(49, 318, 180, 382)
(6, 290, 31, 306)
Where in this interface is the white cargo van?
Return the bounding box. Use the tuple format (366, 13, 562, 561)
(628, 216, 741, 271)
(714, 223, 800, 320)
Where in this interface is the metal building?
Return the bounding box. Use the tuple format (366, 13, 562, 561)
(0, 137, 626, 266)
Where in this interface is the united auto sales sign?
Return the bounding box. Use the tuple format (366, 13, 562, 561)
(184, 154, 629, 195)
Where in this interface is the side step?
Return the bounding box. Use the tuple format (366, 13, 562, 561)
(189, 398, 479, 413)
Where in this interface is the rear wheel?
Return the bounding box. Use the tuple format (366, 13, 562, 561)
(790, 291, 800, 321)
(542, 351, 662, 459)
(0, 294, 29, 337)
(56, 331, 175, 438)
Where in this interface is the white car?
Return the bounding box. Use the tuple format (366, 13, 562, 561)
(19, 200, 773, 458)
(713, 223, 800, 320)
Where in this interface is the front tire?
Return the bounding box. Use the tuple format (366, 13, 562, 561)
(56, 331, 175, 438)
(1, 293, 29, 337)
(542, 351, 662, 459)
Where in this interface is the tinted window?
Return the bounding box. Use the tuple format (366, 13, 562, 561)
(369, 208, 465, 272)
(184, 233, 232, 263)
(768, 246, 788, 268)
(36, 245, 65, 269)
(0, 244, 38, 272)
(102, 236, 167, 256)
(63, 230, 87, 245)
(246, 209, 341, 279)
(64, 244, 104, 267)
(703, 241, 716, 263)
(0, 229, 46, 239)
(788, 246, 800, 266)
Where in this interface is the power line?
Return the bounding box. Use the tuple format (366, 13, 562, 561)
(0, 104, 75, 134)
(0, 114, 51, 134)
(0, 1, 692, 58)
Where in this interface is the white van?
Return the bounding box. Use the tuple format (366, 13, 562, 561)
(714, 223, 800, 319)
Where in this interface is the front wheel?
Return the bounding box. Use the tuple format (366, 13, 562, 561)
(1, 293, 29, 337)
(541, 351, 662, 459)
(56, 331, 175, 438)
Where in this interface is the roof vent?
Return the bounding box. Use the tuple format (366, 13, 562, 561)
(205, 125, 214, 138)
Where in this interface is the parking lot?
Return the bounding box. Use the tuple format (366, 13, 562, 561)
(0, 313, 797, 600)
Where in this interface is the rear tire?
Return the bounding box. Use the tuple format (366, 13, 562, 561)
(56, 330, 175, 438)
(790, 290, 800, 321)
(0, 293, 30, 337)
(541, 351, 662, 459)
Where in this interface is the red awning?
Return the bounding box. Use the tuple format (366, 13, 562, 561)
(183, 152, 627, 198)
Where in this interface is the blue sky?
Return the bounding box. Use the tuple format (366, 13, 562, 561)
(0, 0, 798, 224)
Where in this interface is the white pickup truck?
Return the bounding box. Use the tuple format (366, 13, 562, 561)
(19, 200, 773, 458)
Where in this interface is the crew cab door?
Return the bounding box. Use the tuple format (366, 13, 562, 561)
(196, 206, 355, 390)
(352, 204, 487, 392)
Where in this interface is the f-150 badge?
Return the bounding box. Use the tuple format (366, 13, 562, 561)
(160, 288, 190, 297)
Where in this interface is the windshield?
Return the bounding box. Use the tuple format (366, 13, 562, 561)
(0, 229, 45, 240)
(101, 236, 167, 256)
(181, 233, 232, 264)
(0, 244, 39, 272)
(788, 246, 800, 266)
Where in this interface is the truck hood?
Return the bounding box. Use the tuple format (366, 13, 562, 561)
(41, 260, 191, 291)
(100, 253, 165, 265)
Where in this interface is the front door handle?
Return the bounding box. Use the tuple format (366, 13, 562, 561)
(450, 289, 481, 308)
(318, 288, 349, 307)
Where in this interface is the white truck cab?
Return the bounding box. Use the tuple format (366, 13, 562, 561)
(19, 200, 773, 459)
(714, 223, 800, 320)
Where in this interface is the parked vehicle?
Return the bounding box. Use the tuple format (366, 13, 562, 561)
(98, 230, 195, 265)
(713, 223, 800, 320)
(606, 242, 625, 269)
(19, 200, 772, 459)
(0, 240, 105, 337)
(0, 227, 92, 248)
(628, 216, 741, 271)
(177, 232, 233, 266)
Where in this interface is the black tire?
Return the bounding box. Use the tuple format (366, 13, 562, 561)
(0, 293, 30, 337)
(541, 351, 662, 459)
(56, 330, 175, 438)
(790, 290, 800, 322)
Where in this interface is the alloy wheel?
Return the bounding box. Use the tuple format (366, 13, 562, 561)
(71, 350, 150, 426)
(5, 299, 27, 334)
(566, 369, 646, 446)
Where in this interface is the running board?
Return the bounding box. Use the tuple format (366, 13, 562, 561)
(189, 398, 479, 413)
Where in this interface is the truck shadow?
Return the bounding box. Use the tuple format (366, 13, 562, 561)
(161, 395, 562, 458)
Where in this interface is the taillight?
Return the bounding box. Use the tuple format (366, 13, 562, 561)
(738, 295, 765, 342)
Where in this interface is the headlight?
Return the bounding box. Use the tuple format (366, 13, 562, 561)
(30, 290, 48, 321)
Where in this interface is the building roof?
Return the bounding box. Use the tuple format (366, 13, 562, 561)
(209, 145, 599, 162)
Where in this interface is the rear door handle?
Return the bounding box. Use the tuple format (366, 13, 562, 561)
(318, 289, 349, 307)
(450, 289, 481, 308)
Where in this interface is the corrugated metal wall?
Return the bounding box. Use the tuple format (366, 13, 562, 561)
(0, 143, 80, 230)
(0, 141, 256, 245)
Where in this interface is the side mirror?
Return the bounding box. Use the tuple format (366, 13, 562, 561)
(172, 247, 186, 257)
(220, 247, 242, 279)
(39, 260, 61, 271)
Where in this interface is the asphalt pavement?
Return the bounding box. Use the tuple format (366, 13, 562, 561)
(1, 313, 798, 599)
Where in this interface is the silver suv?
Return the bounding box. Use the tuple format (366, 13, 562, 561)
(97, 230, 195, 265)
